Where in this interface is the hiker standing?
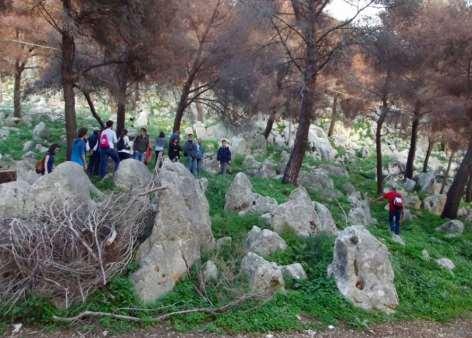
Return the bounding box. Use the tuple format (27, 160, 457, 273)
(43, 144, 59, 174)
(154, 131, 167, 168)
(71, 127, 88, 170)
(183, 129, 198, 176)
(217, 138, 231, 175)
(196, 138, 205, 176)
(133, 128, 150, 162)
(98, 120, 120, 178)
(117, 129, 133, 161)
(87, 130, 100, 176)
(168, 137, 181, 162)
(380, 187, 404, 235)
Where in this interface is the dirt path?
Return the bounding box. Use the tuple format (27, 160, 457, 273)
(7, 317, 472, 338)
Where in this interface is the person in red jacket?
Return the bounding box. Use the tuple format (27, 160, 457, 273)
(380, 187, 404, 235)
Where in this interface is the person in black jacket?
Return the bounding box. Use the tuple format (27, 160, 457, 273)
(217, 138, 231, 175)
(183, 132, 198, 176)
(168, 138, 181, 162)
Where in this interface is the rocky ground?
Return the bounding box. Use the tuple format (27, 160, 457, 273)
(9, 317, 472, 337)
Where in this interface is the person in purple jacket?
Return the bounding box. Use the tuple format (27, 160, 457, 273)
(216, 138, 231, 175)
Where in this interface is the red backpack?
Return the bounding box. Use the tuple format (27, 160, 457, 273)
(99, 132, 110, 149)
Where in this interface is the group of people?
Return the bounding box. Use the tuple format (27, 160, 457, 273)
(40, 121, 233, 178)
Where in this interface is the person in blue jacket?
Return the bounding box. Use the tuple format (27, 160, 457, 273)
(183, 131, 198, 176)
(71, 127, 88, 170)
(217, 138, 231, 175)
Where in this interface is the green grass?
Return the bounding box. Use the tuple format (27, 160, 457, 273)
(1, 121, 472, 335)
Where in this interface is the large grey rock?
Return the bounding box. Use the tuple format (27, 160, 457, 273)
(245, 226, 287, 257)
(32, 121, 50, 141)
(244, 155, 262, 176)
(299, 169, 335, 193)
(348, 193, 375, 227)
(270, 187, 320, 237)
(436, 258, 455, 272)
(313, 201, 338, 234)
(0, 127, 10, 139)
(114, 159, 152, 191)
(224, 173, 277, 215)
(282, 263, 307, 281)
(23, 141, 35, 153)
(0, 180, 32, 218)
(15, 158, 41, 185)
(32, 161, 98, 209)
(328, 226, 398, 313)
(240, 252, 285, 294)
(423, 194, 447, 215)
(403, 178, 416, 192)
(436, 220, 464, 236)
(416, 171, 437, 193)
(132, 162, 214, 302)
(202, 260, 218, 283)
(308, 126, 337, 160)
(404, 194, 421, 210)
(319, 164, 349, 177)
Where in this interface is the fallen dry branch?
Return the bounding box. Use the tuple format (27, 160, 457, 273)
(0, 191, 155, 309)
(52, 293, 262, 323)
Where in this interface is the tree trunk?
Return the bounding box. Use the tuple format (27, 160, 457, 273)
(327, 94, 338, 138)
(116, 64, 128, 136)
(405, 102, 421, 179)
(264, 111, 277, 140)
(173, 67, 199, 133)
(440, 150, 455, 194)
(195, 98, 205, 122)
(13, 60, 24, 120)
(61, 1, 77, 160)
(442, 140, 472, 219)
(283, 1, 317, 185)
(82, 90, 105, 129)
(376, 99, 388, 195)
(423, 138, 434, 173)
(466, 174, 472, 203)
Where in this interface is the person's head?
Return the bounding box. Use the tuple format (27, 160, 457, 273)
(48, 143, 60, 155)
(106, 120, 114, 129)
(172, 138, 178, 145)
(221, 138, 228, 147)
(121, 129, 128, 137)
(187, 133, 193, 140)
(159, 131, 165, 138)
(78, 127, 88, 139)
(141, 128, 147, 136)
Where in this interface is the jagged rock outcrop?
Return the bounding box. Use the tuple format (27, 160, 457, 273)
(224, 172, 277, 215)
(348, 192, 375, 227)
(132, 162, 215, 302)
(114, 159, 152, 191)
(240, 252, 285, 294)
(423, 194, 447, 215)
(436, 219, 464, 236)
(328, 226, 399, 313)
(245, 226, 287, 257)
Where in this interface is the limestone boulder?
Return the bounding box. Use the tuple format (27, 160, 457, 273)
(299, 168, 338, 199)
(240, 252, 285, 294)
(328, 226, 399, 313)
(416, 171, 438, 193)
(245, 226, 287, 257)
(32, 121, 50, 141)
(282, 263, 307, 282)
(423, 194, 447, 215)
(436, 258, 455, 272)
(0, 180, 32, 218)
(132, 161, 214, 302)
(348, 192, 375, 227)
(403, 178, 416, 192)
(436, 219, 464, 237)
(313, 201, 338, 234)
(15, 158, 41, 185)
(202, 260, 218, 283)
(114, 159, 152, 191)
(308, 126, 337, 161)
(224, 173, 277, 215)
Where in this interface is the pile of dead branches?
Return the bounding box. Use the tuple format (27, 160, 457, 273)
(0, 192, 155, 309)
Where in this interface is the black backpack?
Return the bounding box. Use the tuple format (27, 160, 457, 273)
(117, 137, 126, 151)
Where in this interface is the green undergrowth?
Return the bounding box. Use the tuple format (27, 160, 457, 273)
(1, 134, 472, 335)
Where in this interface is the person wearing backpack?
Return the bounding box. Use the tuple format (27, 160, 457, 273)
(379, 186, 404, 235)
(99, 120, 120, 178)
(36, 143, 59, 175)
(117, 129, 133, 161)
(87, 130, 100, 176)
(133, 128, 150, 162)
(71, 127, 89, 169)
